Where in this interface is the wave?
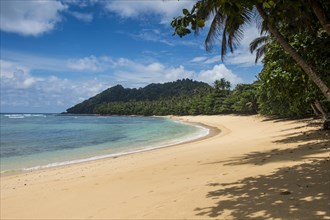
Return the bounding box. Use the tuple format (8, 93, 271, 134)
(3, 114, 47, 119)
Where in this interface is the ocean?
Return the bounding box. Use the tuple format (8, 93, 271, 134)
(0, 114, 208, 173)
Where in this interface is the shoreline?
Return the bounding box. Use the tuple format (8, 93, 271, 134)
(1, 115, 329, 219)
(1, 117, 219, 177)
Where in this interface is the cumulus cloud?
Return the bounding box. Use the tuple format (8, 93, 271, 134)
(0, 59, 30, 78)
(1, 55, 243, 112)
(0, 0, 67, 36)
(113, 61, 194, 87)
(0, 60, 110, 112)
(196, 64, 243, 86)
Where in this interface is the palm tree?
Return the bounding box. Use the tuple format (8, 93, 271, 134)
(214, 78, 231, 91)
(171, 0, 330, 102)
(254, 3, 330, 102)
(308, 0, 330, 36)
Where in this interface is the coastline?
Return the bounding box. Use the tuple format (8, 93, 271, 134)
(1, 115, 329, 219)
(0, 117, 215, 176)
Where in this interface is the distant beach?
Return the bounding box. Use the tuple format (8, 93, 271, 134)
(1, 115, 329, 219)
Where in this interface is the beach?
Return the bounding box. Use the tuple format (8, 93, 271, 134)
(1, 115, 329, 219)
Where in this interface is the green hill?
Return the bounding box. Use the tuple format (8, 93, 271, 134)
(66, 79, 213, 115)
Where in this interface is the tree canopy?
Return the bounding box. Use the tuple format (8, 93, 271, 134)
(171, 0, 330, 101)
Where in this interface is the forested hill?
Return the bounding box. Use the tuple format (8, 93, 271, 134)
(66, 79, 213, 115)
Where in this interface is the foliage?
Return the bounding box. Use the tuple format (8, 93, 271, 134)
(67, 79, 213, 115)
(171, 0, 330, 103)
(66, 78, 260, 116)
(256, 26, 330, 117)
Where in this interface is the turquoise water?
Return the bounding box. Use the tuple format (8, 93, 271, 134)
(0, 114, 208, 173)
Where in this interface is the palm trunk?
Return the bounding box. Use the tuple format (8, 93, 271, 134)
(255, 4, 330, 102)
(310, 103, 320, 117)
(314, 100, 328, 120)
(314, 100, 330, 130)
(309, 0, 330, 36)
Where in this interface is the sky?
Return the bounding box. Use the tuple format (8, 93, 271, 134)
(0, 0, 262, 113)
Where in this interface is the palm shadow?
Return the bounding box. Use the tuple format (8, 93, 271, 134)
(205, 123, 329, 167)
(195, 119, 330, 219)
(195, 159, 330, 219)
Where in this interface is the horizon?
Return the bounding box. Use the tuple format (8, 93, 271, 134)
(0, 78, 222, 114)
(1, 0, 262, 113)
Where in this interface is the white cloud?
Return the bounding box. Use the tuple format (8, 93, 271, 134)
(1, 69, 43, 89)
(0, 59, 110, 112)
(225, 50, 258, 67)
(0, 59, 30, 78)
(204, 55, 222, 64)
(117, 28, 200, 48)
(190, 56, 208, 63)
(1, 55, 243, 112)
(0, 0, 67, 36)
(190, 24, 262, 67)
(223, 24, 261, 66)
(196, 64, 242, 86)
(67, 55, 115, 72)
(62, 0, 99, 8)
(103, 0, 194, 23)
(113, 61, 194, 87)
(68, 11, 93, 22)
(126, 29, 174, 46)
(3, 50, 70, 72)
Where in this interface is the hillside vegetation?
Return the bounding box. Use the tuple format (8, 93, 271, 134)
(66, 79, 258, 116)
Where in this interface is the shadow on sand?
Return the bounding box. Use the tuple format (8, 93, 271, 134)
(205, 121, 329, 167)
(195, 119, 330, 219)
(195, 160, 330, 219)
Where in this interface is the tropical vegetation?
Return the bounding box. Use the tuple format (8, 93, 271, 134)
(67, 0, 329, 129)
(66, 79, 258, 116)
(171, 0, 329, 127)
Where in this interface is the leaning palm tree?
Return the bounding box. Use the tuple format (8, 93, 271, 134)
(171, 0, 330, 102)
(308, 0, 330, 36)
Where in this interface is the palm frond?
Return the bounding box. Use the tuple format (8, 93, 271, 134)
(249, 36, 269, 53)
(205, 9, 225, 52)
(221, 25, 227, 60)
(255, 44, 267, 63)
(250, 35, 270, 63)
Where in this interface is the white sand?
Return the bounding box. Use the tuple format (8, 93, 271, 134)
(1, 115, 329, 219)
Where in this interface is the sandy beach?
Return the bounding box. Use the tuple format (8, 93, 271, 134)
(1, 115, 329, 219)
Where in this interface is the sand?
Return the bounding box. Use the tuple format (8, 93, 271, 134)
(1, 115, 329, 219)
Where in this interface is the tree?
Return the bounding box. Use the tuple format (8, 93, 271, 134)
(171, 0, 330, 102)
(256, 34, 329, 118)
(254, 3, 330, 102)
(214, 78, 231, 92)
(308, 0, 330, 36)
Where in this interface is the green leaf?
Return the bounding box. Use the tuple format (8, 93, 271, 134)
(263, 2, 271, 9)
(183, 9, 189, 15)
(197, 19, 205, 27)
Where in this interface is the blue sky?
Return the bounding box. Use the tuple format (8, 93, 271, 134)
(0, 0, 262, 113)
